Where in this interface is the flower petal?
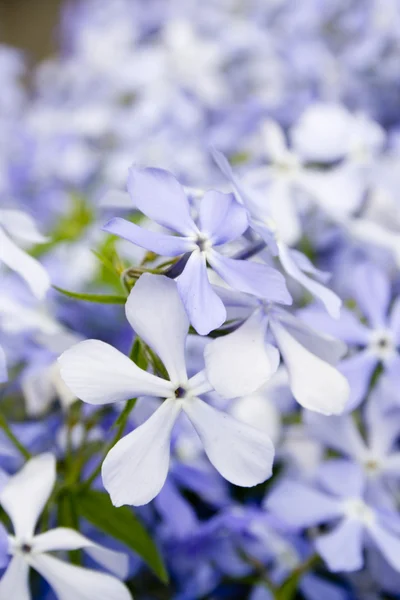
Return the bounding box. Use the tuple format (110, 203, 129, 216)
(304, 412, 366, 460)
(102, 398, 181, 506)
(58, 339, 173, 405)
(277, 241, 341, 318)
(177, 250, 226, 335)
(183, 396, 274, 487)
(0, 345, 7, 383)
(299, 305, 370, 346)
(0, 454, 55, 538)
(352, 263, 391, 328)
(127, 166, 196, 235)
(30, 554, 131, 600)
(0, 228, 50, 300)
(315, 519, 364, 572)
(0, 209, 48, 243)
(0, 556, 30, 600)
(339, 351, 378, 412)
(103, 217, 194, 256)
(277, 309, 347, 364)
(125, 274, 188, 384)
(207, 250, 292, 304)
(270, 319, 349, 415)
(368, 521, 400, 572)
(204, 311, 279, 398)
(32, 528, 129, 579)
(266, 480, 343, 528)
(198, 191, 248, 245)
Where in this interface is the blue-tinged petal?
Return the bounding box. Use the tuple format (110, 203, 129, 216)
(299, 305, 370, 346)
(127, 166, 197, 235)
(177, 250, 226, 335)
(389, 297, 400, 343)
(368, 521, 400, 572)
(352, 263, 391, 328)
(198, 191, 248, 245)
(304, 412, 366, 460)
(211, 148, 279, 255)
(266, 481, 343, 528)
(315, 519, 364, 572)
(317, 460, 366, 499)
(103, 217, 194, 256)
(154, 479, 198, 537)
(300, 573, 350, 600)
(207, 250, 292, 305)
(339, 351, 378, 412)
(277, 241, 341, 318)
(0, 345, 7, 383)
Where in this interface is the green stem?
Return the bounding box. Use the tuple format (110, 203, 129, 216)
(0, 414, 31, 460)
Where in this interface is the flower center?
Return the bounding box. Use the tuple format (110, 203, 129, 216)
(174, 386, 187, 399)
(364, 458, 381, 475)
(20, 543, 32, 554)
(368, 329, 395, 360)
(195, 235, 211, 252)
(343, 498, 375, 525)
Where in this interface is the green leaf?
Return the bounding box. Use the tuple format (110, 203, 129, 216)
(129, 337, 148, 369)
(76, 489, 168, 583)
(53, 286, 127, 304)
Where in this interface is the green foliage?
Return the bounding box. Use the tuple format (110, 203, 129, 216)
(31, 194, 94, 257)
(76, 489, 168, 583)
(53, 285, 127, 304)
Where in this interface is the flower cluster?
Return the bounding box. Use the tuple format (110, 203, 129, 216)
(1, 1, 400, 599)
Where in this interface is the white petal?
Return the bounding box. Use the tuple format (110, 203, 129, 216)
(277, 309, 347, 364)
(32, 528, 128, 579)
(102, 398, 181, 506)
(58, 339, 173, 405)
(30, 554, 131, 600)
(204, 311, 279, 398)
(230, 392, 281, 444)
(261, 120, 288, 162)
(0, 228, 50, 300)
(270, 319, 349, 415)
(0, 209, 48, 243)
(125, 274, 188, 384)
(0, 556, 30, 600)
(0, 454, 55, 538)
(278, 241, 341, 318)
(183, 396, 274, 486)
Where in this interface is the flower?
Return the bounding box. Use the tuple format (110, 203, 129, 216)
(58, 274, 275, 506)
(212, 147, 345, 318)
(0, 209, 50, 300)
(204, 286, 349, 415)
(103, 166, 291, 334)
(0, 454, 131, 600)
(266, 461, 400, 574)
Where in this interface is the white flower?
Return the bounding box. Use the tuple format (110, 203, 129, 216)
(0, 454, 131, 600)
(0, 209, 50, 299)
(204, 289, 349, 416)
(58, 274, 274, 507)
